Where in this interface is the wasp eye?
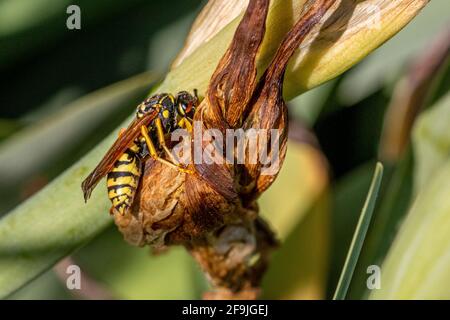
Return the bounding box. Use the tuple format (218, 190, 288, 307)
(178, 104, 186, 115)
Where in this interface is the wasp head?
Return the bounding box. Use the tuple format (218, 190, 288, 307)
(176, 90, 198, 118)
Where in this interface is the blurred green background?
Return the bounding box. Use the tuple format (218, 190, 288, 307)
(0, 0, 449, 299)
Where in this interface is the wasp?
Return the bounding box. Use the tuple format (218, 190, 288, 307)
(81, 90, 198, 215)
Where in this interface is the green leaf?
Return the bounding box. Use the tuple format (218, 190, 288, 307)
(289, 80, 336, 126)
(370, 159, 450, 299)
(347, 153, 414, 299)
(261, 194, 329, 299)
(0, 72, 157, 298)
(164, 0, 430, 100)
(73, 226, 201, 299)
(333, 162, 383, 300)
(259, 141, 329, 239)
(0, 72, 157, 215)
(259, 141, 330, 299)
(412, 92, 450, 193)
(0, 159, 111, 298)
(0, 119, 22, 142)
(7, 269, 72, 300)
(327, 162, 375, 297)
(0, 0, 149, 68)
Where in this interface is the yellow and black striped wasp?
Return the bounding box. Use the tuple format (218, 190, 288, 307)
(81, 90, 198, 215)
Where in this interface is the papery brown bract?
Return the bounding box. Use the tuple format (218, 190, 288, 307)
(206, 0, 270, 129)
(240, 0, 336, 199)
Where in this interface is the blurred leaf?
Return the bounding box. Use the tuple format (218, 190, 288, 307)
(0, 0, 429, 298)
(348, 152, 414, 299)
(337, 0, 449, 106)
(21, 87, 84, 124)
(6, 269, 72, 300)
(0, 72, 157, 215)
(333, 163, 383, 300)
(346, 32, 449, 297)
(73, 226, 201, 299)
(260, 141, 330, 299)
(171, 0, 247, 68)
(0, 119, 22, 142)
(326, 162, 374, 297)
(262, 195, 329, 300)
(378, 27, 450, 162)
(315, 91, 388, 178)
(147, 13, 198, 74)
(429, 61, 450, 106)
(289, 80, 336, 126)
(1, 0, 198, 120)
(0, 0, 149, 68)
(370, 159, 450, 299)
(412, 92, 450, 193)
(259, 141, 329, 239)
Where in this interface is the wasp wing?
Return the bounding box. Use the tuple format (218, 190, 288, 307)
(81, 109, 158, 201)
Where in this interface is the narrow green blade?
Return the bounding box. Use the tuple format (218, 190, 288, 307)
(333, 162, 384, 300)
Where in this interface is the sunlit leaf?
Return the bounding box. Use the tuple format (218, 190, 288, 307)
(0, 72, 157, 215)
(370, 159, 450, 299)
(412, 92, 450, 193)
(259, 141, 329, 239)
(347, 154, 413, 299)
(165, 0, 430, 100)
(0, 72, 157, 298)
(289, 80, 336, 126)
(260, 141, 330, 299)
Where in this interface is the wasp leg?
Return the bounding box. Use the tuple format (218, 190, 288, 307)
(140, 125, 192, 174)
(154, 118, 180, 165)
(154, 119, 193, 173)
(178, 117, 193, 133)
(174, 117, 193, 166)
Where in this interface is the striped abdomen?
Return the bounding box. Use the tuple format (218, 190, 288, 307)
(107, 144, 142, 215)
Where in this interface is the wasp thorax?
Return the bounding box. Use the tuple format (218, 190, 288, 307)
(136, 100, 152, 119)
